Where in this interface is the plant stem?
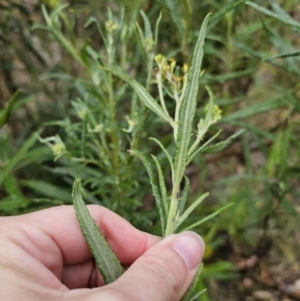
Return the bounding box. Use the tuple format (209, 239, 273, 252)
(165, 188, 179, 236)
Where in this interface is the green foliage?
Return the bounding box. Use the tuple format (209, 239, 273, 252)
(1, 0, 300, 300)
(67, 12, 242, 299)
(72, 179, 124, 284)
(0, 91, 20, 128)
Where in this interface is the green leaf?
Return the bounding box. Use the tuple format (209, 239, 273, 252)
(149, 137, 174, 182)
(140, 10, 152, 40)
(0, 197, 30, 214)
(154, 12, 162, 46)
(20, 180, 73, 203)
(201, 129, 245, 154)
(72, 179, 124, 284)
(160, 0, 184, 37)
(188, 130, 222, 164)
(129, 149, 166, 235)
(268, 0, 290, 18)
(187, 85, 214, 158)
(165, 14, 211, 237)
(234, 42, 300, 77)
(222, 96, 287, 121)
(266, 129, 290, 177)
(151, 155, 169, 217)
(264, 50, 300, 61)
(134, 22, 147, 57)
(209, 0, 246, 29)
(49, 3, 69, 20)
(173, 13, 211, 192)
(272, 85, 300, 113)
(245, 1, 300, 33)
(0, 90, 20, 128)
(3, 175, 24, 198)
(0, 129, 41, 187)
(101, 67, 172, 125)
(188, 289, 207, 301)
(176, 193, 209, 230)
(183, 203, 234, 231)
(181, 264, 203, 301)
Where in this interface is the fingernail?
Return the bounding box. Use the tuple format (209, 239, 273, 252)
(171, 232, 205, 271)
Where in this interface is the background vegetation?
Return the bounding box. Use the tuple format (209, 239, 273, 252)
(1, 0, 300, 300)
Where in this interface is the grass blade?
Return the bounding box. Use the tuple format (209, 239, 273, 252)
(209, 0, 246, 29)
(0, 129, 42, 187)
(160, 0, 184, 37)
(246, 1, 300, 33)
(183, 203, 234, 231)
(222, 95, 286, 121)
(72, 179, 124, 284)
(264, 50, 300, 61)
(21, 180, 72, 203)
(129, 149, 166, 235)
(0, 90, 20, 128)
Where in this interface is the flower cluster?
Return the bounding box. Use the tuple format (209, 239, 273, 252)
(105, 21, 117, 33)
(154, 54, 188, 91)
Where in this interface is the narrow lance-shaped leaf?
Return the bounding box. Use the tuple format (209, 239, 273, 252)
(129, 149, 166, 236)
(151, 155, 169, 218)
(149, 137, 174, 183)
(201, 129, 245, 153)
(72, 179, 124, 284)
(160, 0, 184, 37)
(176, 192, 209, 231)
(222, 95, 286, 121)
(173, 14, 211, 192)
(140, 10, 152, 41)
(183, 203, 234, 231)
(0, 90, 20, 128)
(101, 67, 172, 125)
(154, 12, 162, 46)
(245, 1, 300, 33)
(264, 50, 300, 61)
(208, 0, 246, 29)
(187, 130, 222, 164)
(267, 0, 289, 17)
(0, 129, 42, 187)
(188, 289, 207, 301)
(181, 264, 204, 301)
(134, 22, 147, 57)
(187, 85, 215, 158)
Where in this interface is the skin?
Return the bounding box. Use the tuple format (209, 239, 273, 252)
(0, 205, 204, 301)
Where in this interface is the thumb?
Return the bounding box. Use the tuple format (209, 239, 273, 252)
(103, 232, 205, 301)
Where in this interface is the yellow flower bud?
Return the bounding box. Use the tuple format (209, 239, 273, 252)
(182, 64, 189, 73)
(154, 54, 165, 65)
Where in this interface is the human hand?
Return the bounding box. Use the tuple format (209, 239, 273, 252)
(0, 205, 204, 301)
